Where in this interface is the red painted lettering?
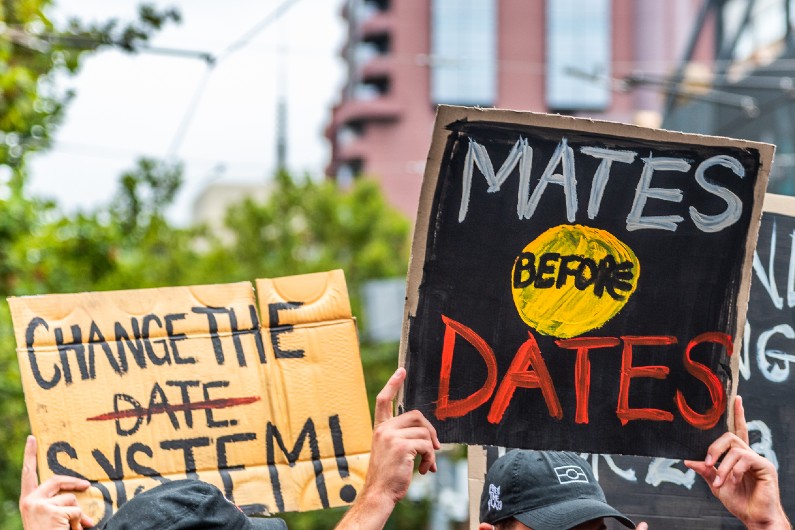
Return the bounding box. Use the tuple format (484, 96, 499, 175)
(488, 332, 562, 423)
(675, 332, 733, 430)
(617, 336, 677, 425)
(435, 315, 498, 420)
(556, 337, 621, 424)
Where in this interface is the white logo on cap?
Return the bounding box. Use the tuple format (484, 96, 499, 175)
(554, 465, 589, 484)
(487, 484, 502, 511)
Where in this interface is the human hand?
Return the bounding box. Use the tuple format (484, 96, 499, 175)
(336, 368, 440, 530)
(363, 367, 441, 505)
(636, 522, 648, 530)
(20, 436, 94, 530)
(685, 397, 791, 530)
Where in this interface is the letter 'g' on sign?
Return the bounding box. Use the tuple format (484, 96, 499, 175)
(511, 224, 640, 338)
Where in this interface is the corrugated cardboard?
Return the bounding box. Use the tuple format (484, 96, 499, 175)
(9, 270, 371, 524)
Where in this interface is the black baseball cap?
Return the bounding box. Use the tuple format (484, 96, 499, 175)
(480, 450, 635, 530)
(101, 479, 286, 530)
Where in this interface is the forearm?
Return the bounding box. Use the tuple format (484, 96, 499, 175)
(744, 507, 792, 530)
(335, 489, 396, 530)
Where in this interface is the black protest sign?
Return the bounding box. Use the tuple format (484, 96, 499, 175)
(470, 194, 795, 530)
(401, 106, 773, 459)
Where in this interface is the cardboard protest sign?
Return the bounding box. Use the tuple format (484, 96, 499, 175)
(400, 106, 773, 459)
(466, 195, 795, 529)
(9, 270, 372, 525)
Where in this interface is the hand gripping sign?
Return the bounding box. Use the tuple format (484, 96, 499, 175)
(9, 270, 371, 526)
(400, 106, 774, 459)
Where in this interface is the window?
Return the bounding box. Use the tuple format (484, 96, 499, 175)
(430, 0, 497, 106)
(546, 0, 611, 112)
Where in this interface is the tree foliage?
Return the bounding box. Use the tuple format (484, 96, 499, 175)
(0, 164, 415, 530)
(0, 3, 422, 530)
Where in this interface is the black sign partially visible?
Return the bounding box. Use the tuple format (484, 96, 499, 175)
(402, 106, 774, 459)
(470, 197, 795, 528)
(564, 200, 795, 528)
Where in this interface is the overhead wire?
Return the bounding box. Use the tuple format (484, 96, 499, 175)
(166, 0, 303, 159)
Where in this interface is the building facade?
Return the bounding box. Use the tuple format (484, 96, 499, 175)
(326, 0, 708, 218)
(663, 0, 795, 196)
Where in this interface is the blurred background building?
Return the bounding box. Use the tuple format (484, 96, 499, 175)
(325, 0, 713, 218)
(664, 0, 795, 196)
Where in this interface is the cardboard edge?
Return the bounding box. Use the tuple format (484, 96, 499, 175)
(432, 105, 776, 151)
(727, 147, 776, 433)
(467, 445, 487, 530)
(397, 105, 453, 406)
(763, 192, 795, 215)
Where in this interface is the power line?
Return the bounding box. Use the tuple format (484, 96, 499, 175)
(166, 0, 303, 159)
(0, 25, 215, 64)
(167, 67, 214, 159)
(216, 0, 303, 64)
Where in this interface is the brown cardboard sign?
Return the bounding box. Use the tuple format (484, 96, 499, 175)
(9, 270, 371, 525)
(401, 106, 773, 459)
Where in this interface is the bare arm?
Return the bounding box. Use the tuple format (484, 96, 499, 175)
(685, 397, 791, 530)
(336, 368, 440, 530)
(20, 436, 94, 530)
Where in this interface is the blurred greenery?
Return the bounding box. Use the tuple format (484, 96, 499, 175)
(0, 2, 422, 529)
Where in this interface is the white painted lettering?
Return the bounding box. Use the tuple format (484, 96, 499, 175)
(753, 221, 784, 309)
(788, 230, 795, 308)
(580, 147, 637, 219)
(689, 155, 744, 232)
(644, 458, 695, 489)
(626, 156, 689, 231)
(756, 323, 795, 382)
(520, 138, 577, 222)
(748, 420, 779, 470)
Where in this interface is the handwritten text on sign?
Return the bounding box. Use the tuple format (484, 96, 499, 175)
(9, 270, 372, 525)
(402, 107, 773, 459)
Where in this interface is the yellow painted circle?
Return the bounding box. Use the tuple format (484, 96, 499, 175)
(511, 224, 640, 338)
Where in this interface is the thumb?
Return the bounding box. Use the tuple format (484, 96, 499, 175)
(21, 435, 40, 498)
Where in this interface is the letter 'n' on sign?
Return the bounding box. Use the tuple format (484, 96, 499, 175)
(399, 105, 774, 460)
(8, 270, 372, 524)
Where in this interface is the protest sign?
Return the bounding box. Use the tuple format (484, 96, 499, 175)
(9, 270, 372, 525)
(468, 194, 795, 529)
(400, 106, 774, 459)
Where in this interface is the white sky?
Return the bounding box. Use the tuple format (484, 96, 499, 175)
(27, 0, 346, 225)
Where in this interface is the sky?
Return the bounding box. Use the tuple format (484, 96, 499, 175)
(27, 0, 346, 225)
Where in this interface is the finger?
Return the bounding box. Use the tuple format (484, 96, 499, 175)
(63, 506, 84, 530)
(388, 410, 440, 449)
(382, 426, 437, 445)
(81, 513, 95, 528)
(20, 435, 39, 498)
(39, 475, 92, 497)
(704, 432, 748, 466)
(49, 493, 79, 507)
(636, 522, 649, 530)
(684, 460, 717, 489)
(712, 448, 743, 487)
(413, 440, 438, 474)
(734, 396, 749, 445)
(375, 368, 406, 426)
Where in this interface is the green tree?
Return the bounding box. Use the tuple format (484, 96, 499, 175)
(0, 4, 425, 530)
(0, 158, 198, 530)
(0, 163, 421, 529)
(0, 3, 181, 525)
(0, 0, 179, 170)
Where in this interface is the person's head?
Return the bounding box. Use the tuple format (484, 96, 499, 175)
(101, 479, 286, 530)
(478, 450, 635, 530)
